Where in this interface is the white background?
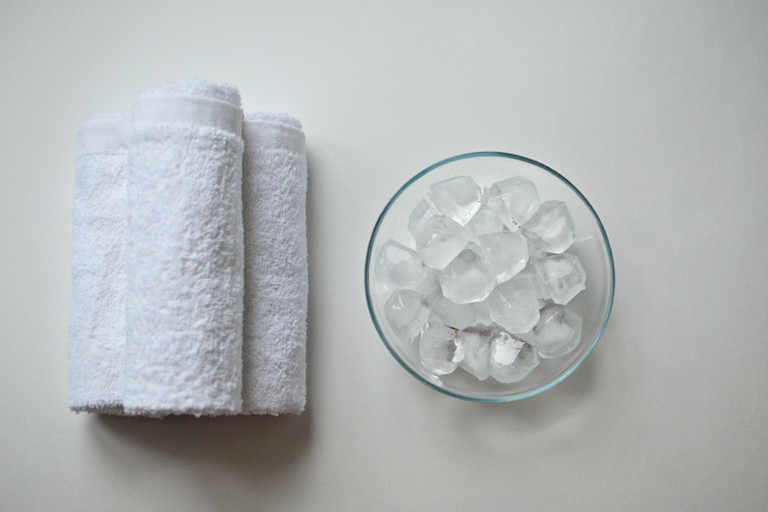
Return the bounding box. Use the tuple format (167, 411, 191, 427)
(1, 1, 767, 510)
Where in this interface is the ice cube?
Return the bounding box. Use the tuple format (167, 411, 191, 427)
(466, 205, 505, 240)
(457, 326, 494, 380)
(535, 253, 586, 305)
(523, 200, 576, 254)
(374, 240, 428, 290)
(464, 240, 484, 256)
(439, 249, 496, 304)
(489, 330, 540, 383)
(488, 282, 540, 333)
(408, 199, 438, 240)
(530, 304, 582, 359)
(428, 176, 482, 226)
(511, 263, 547, 299)
(479, 231, 529, 283)
(414, 268, 442, 303)
(527, 239, 545, 261)
(419, 318, 463, 375)
(384, 290, 430, 341)
(486, 177, 541, 230)
(432, 296, 476, 330)
(414, 215, 469, 270)
(473, 298, 493, 325)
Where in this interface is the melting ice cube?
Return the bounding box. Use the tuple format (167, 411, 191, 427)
(466, 205, 505, 240)
(384, 289, 429, 341)
(489, 330, 540, 383)
(439, 249, 496, 304)
(432, 296, 476, 330)
(374, 240, 428, 290)
(530, 304, 582, 359)
(414, 268, 442, 303)
(408, 199, 438, 240)
(414, 216, 469, 270)
(479, 231, 529, 283)
(535, 253, 586, 305)
(511, 263, 547, 299)
(488, 281, 540, 334)
(473, 298, 493, 326)
(428, 176, 482, 226)
(523, 200, 576, 254)
(457, 325, 494, 380)
(486, 177, 541, 230)
(419, 318, 463, 375)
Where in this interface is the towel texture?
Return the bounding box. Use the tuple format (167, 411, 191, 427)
(68, 112, 130, 414)
(68, 79, 308, 417)
(242, 112, 308, 415)
(123, 80, 245, 417)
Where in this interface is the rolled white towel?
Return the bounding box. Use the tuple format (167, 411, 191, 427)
(241, 112, 308, 415)
(123, 79, 245, 417)
(68, 112, 130, 415)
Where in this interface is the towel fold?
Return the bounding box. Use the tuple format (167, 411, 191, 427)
(68, 79, 308, 417)
(242, 112, 308, 415)
(123, 80, 245, 417)
(68, 112, 130, 414)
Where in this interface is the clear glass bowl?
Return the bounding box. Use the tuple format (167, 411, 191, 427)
(364, 152, 615, 401)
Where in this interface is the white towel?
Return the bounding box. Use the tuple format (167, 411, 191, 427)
(123, 79, 245, 417)
(68, 112, 130, 414)
(68, 80, 309, 417)
(242, 112, 308, 415)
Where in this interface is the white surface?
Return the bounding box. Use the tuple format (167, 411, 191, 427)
(1, 1, 767, 510)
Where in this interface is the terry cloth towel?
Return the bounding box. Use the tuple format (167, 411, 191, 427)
(241, 112, 308, 415)
(123, 79, 245, 417)
(68, 112, 130, 414)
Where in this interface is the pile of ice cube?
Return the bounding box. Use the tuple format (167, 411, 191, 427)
(375, 176, 587, 384)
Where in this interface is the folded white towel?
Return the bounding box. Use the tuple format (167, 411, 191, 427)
(123, 79, 245, 417)
(242, 112, 308, 415)
(68, 80, 309, 417)
(68, 112, 130, 414)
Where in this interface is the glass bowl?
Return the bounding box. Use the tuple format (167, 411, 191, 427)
(364, 152, 615, 402)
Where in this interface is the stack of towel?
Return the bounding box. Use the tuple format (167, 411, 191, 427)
(68, 79, 308, 417)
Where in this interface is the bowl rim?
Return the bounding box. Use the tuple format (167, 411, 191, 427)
(364, 151, 615, 402)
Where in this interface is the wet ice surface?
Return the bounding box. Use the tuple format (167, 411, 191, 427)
(408, 199, 438, 239)
(473, 298, 492, 326)
(531, 303, 582, 359)
(414, 215, 468, 270)
(439, 249, 495, 304)
(432, 296, 476, 330)
(512, 264, 547, 299)
(429, 176, 482, 226)
(457, 326, 494, 380)
(524, 200, 576, 254)
(378, 175, 587, 384)
(419, 318, 463, 375)
(374, 240, 428, 290)
(488, 283, 540, 334)
(486, 177, 541, 230)
(384, 289, 430, 341)
(489, 331, 540, 383)
(413, 268, 442, 302)
(535, 253, 586, 305)
(466, 205, 505, 240)
(479, 231, 528, 283)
